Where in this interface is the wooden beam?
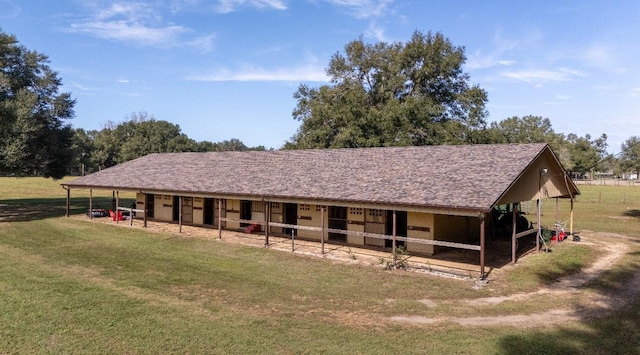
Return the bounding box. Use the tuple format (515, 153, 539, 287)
(179, 196, 183, 233)
(536, 199, 541, 252)
(511, 202, 517, 264)
(218, 199, 222, 239)
(143, 194, 148, 228)
(480, 217, 486, 279)
(392, 210, 397, 267)
(116, 191, 119, 224)
(65, 187, 70, 217)
(89, 189, 93, 219)
(321, 206, 325, 254)
(264, 202, 269, 246)
(570, 198, 574, 236)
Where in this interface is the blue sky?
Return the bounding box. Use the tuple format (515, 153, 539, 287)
(1, 0, 638, 152)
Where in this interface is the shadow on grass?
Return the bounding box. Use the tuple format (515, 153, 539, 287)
(623, 209, 640, 218)
(0, 197, 134, 222)
(498, 250, 640, 354)
(498, 303, 640, 354)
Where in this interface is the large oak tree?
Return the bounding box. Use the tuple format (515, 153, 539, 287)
(288, 31, 488, 148)
(0, 30, 75, 179)
(620, 136, 640, 178)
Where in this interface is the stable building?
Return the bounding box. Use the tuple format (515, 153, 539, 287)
(62, 143, 579, 278)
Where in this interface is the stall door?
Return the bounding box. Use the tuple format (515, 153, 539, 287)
(329, 206, 348, 242)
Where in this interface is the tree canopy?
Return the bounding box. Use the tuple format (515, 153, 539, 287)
(0, 30, 75, 179)
(620, 136, 640, 177)
(71, 112, 264, 174)
(288, 31, 488, 149)
(565, 133, 608, 176)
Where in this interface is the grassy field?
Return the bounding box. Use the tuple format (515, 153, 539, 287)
(1, 177, 639, 354)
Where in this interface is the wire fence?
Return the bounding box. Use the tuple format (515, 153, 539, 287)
(574, 179, 640, 187)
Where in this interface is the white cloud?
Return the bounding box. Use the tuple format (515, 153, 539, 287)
(500, 68, 585, 84)
(325, 0, 393, 19)
(69, 1, 215, 51)
(215, 0, 287, 13)
(580, 43, 627, 73)
(187, 64, 328, 82)
(93, 2, 158, 21)
(466, 27, 541, 70)
(364, 22, 386, 41)
(185, 33, 217, 53)
(70, 20, 189, 47)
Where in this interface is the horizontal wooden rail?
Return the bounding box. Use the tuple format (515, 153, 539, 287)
(515, 229, 537, 239)
(230, 221, 481, 252)
(116, 207, 145, 214)
(268, 222, 321, 232)
(219, 217, 266, 226)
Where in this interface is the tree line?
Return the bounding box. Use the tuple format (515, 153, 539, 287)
(69, 112, 266, 176)
(1, 29, 638, 180)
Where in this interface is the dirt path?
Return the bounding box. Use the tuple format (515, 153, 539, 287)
(391, 233, 640, 327)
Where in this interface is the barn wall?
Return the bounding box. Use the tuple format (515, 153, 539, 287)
(497, 148, 577, 205)
(252, 201, 266, 223)
(136, 193, 145, 214)
(434, 214, 481, 252)
(347, 207, 365, 245)
(297, 204, 323, 240)
(365, 209, 386, 247)
(407, 212, 435, 255)
(226, 199, 241, 229)
(269, 202, 283, 234)
(193, 197, 204, 225)
(154, 194, 173, 221)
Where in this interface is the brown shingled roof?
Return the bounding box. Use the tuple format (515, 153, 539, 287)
(64, 143, 555, 212)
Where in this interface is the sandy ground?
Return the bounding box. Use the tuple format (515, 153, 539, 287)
(74, 215, 640, 328)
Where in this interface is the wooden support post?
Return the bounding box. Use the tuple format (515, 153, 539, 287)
(555, 197, 559, 239)
(130, 206, 133, 226)
(143, 207, 147, 228)
(65, 187, 70, 217)
(392, 210, 397, 267)
(570, 198, 574, 236)
(321, 206, 325, 255)
(264, 202, 269, 246)
(115, 191, 120, 224)
(511, 202, 517, 264)
(179, 196, 183, 233)
(536, 199, 541, 252)
(218, 199, 222, 239)
(480, 217, 486, 279)
(89, 189, 93, 219)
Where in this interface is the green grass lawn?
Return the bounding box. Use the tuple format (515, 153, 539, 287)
(535, 184, 640, 237)
(1, 178, 639, 354)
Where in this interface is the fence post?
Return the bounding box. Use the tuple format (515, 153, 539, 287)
(321, 207, 325, 255)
